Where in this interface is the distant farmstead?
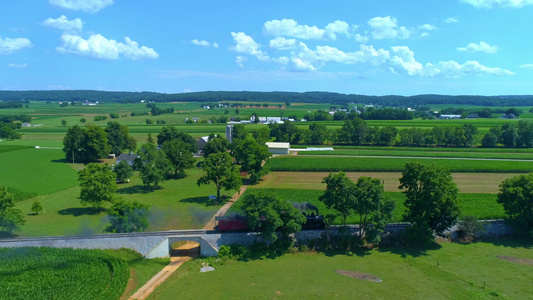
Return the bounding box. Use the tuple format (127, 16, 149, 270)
(115, 153, 139, 166)
(266, 142, 290, 155)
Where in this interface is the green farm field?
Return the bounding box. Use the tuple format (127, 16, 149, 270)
(298, 149, 533, 160)
(149, 239, 533, 300)
(253, 171, 518, 193)
(268, 156, 533, 173)
(0, 247, 169, 300)
(233, 188, 504, 223)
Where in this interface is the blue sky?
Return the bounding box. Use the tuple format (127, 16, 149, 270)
(1, 0, 532, 96)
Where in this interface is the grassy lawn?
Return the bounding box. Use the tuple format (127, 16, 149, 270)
(254, 171, 518, 194)
(148, 239, 533, 299)
(268, 156, 533, 173)
(0, 146, 78, 200)
(231, 189, 505, 223)
(14, 168, 233, 237)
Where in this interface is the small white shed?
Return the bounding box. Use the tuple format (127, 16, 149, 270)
(266, 142, 290, 155)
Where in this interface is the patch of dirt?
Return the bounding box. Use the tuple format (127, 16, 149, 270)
(497, 255, 533, 265)
(120, 268, 138, 300)
(275, 291, 282, 295)
(335, 270, 382, 282)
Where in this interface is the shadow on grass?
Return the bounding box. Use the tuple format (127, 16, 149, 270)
(57, 207, 104, 217)
(51, 158, 69, 163)
(378, 241, 442, 258)
(116, 184, 161, 194)
(478, 235, 533, 249)
(0, 231, 17, 238)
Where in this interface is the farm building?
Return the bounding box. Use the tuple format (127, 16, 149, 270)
(197, 136, 210, 150)
(115, 153, 139, 166)
(266, 142, 290, 155)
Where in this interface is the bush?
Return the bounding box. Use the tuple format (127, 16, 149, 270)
(93, 115, 107, 121)
(146, 119, 153, 124)
(456, 215, 485, 243)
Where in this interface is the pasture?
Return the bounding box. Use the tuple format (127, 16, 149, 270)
(149, 239, 533, 299)
(13, 168, 228, 237)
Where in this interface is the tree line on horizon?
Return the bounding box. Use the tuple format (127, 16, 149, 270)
(1, 90, 533, 107)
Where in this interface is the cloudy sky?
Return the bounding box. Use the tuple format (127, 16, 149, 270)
(1, 0, 532, 95)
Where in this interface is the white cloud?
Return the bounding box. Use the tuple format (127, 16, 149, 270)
(355, 34, 369, 43)
(49, 0, 113, 13)
(41, 15, 83, 33)
(420, 32, 430, 38)
(269, 37, 297, 50)
(263, 19, 325, 40)
(191, 40, 218, 48)
(8, 63, 28, 68)
(263, 19, 354, 40)
(389, 46, 424, 75)
(230, 32, 269, 61)
(235, 56, 247, 67)
(419, 24, 438, 31)
(425, 60, 514, 77)
(56, 34, 158, 60)
(461, 0, 533, 8)
(291, 57, 316, 71)
(445, 17, 459, 23)
(457, 41, 499, 53)
(368, 16, 411, 39)
(520, 64, 533, 69)
(0, 37, 32, 54)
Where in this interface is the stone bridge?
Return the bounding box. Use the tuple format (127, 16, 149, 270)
(0, 230, 260, 258)
(0, 221, 512, 258)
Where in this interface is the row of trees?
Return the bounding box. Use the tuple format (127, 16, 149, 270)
(63, 122, 136, 163)
(481, 121, 533, 147)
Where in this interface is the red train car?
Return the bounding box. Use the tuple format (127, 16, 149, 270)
(215, 215, 249, 231)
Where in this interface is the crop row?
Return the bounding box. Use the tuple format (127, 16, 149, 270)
(292, 145, 533, 153)
(297, 149, 533, 160)
(267, 156, 533, 173)
(231, 189, 504, 225)
(0, 247, 129, 300)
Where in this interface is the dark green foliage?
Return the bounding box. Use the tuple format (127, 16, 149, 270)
(240, 191, 306, 241)
(231, 124, 247, 141)
(202, 134, 229, 158)
(31, 200, 44, 215)
(0, 247, 129, 300)
(456, 216, 486, 242)
(399, 163, 460, 236)
(139, 142, 171, 188)
(359, 107, 413, 120)
(61, 119, 67, 126)
(0, 186, 25, 232)
(157, 126, 198, 152)
(146, 118, 153, 124)
(78, 163, 117, 209)
(161, 139, 196, 178)
(80, 117, 86, 123)
(269, 121, 300, 143)
(231, 137, 272, 183)
(497, 173, 533, 231)
(338, 118, 367, 145)
(320, 172, 357, 227)
(105, 121, 135, 155)
(105, 199, 150, 233)
(197, 152, 242, 203)
(113, 160, 133, 183)
(63, 125, 110, 163)
(93, 115, 107, 121)
(109, 113, 119, 119)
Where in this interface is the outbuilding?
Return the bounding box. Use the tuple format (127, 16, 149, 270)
(115, 153, 139, 166)
(266, 142, 290, 155)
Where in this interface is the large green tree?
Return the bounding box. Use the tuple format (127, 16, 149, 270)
(105, 121, 136, 155)
(157, 126, 198, 151)
(353, 176, 395, 241)
(83, 125, 111, 162)
(78, 163, 117, 209)
(104, 199, 150, 233)
(161, 139, 196, 178)
(240, 191, 306, 241)
(63, 125, 85, 163)
(338, 118, 367, 145)
(0, 186, 25, 233)
(319, 172, 357, 227)
(399, 163, 460, 237)
(139, 142, 171, 188)
(497, 173, 533, 231)
(197, 152, 242, 203)
(231, 137, 272, 183)
(113, 160, 133, 183)
(202, 134, 229, 158)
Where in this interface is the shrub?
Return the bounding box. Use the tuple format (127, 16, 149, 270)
(456, 215, 486, 243)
